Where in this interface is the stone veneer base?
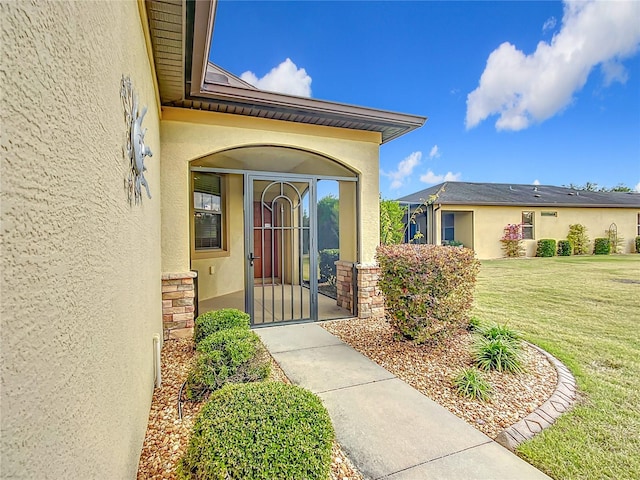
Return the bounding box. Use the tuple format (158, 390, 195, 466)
(161, 271, 197, 341)
(495, 343, 577, 450)
(355, 263, 384, 320)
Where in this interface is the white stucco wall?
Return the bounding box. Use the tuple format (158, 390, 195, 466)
(1, 2, 161, 478)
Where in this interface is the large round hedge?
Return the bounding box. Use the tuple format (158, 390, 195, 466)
(193, 308, 250, 346)
(178, 382, 334, 480)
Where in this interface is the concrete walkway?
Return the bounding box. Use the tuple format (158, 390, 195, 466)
(256, 323, 551, 480)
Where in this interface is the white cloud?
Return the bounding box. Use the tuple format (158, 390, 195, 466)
(543, 16, 557, 33)
(419, 170, 461, 185)
(382, 151, 422, 189)
(466, 0, 640, 131)
(533, 179, 541, 185)
(635, 181, 640, 193)
(429, 145, 440, 159)
(240, 58, 312, 97)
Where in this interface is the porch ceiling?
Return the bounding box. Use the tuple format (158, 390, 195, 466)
(144, 0, 426, 144)
(191, 146, 357, 178)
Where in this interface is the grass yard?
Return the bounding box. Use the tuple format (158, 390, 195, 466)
(473, 255, 640, 480)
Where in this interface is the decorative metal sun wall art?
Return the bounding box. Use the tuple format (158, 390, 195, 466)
(121, 75, 153, 205)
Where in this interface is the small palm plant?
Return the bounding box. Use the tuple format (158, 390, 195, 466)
(452, 368, 492, 401)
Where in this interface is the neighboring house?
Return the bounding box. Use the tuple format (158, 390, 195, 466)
(1, 1, 424, 478)
(399, 182, 640, 258)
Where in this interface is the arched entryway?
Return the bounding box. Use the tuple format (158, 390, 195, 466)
(190, 145, 359, 326)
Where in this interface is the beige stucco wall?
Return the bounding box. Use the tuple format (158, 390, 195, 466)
(191, 174, 245, 298)
(160, 108, 380, 300)
(1, 2, 161, 478)
(439, 205, 639, 259)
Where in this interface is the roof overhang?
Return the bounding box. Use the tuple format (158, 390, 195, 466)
(145, 0, 426, 143)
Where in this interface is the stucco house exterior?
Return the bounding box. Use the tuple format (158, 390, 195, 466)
(399, 182, 640, 259)
(1, 1, 424, 477)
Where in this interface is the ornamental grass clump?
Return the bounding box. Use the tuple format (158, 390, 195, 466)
(452, 368, 492, 401)
(473, 337, 524, 373)
(193, 308, 250, 346)
(477, 323, 521, 343)
(186, 327, 270, 401)
(376, 244, 480, 343)
(178, 382, 334, 480)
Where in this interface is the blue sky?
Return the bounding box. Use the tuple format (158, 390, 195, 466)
(209, 1, 640, 199)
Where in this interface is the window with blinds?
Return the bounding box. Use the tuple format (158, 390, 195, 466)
(193, 173, 222, 250)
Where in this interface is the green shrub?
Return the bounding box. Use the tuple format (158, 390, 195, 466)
(473, 337, 524, 373)
(319, 249, 339, 285)
(500, 223, 524, 258)
(636, 236, 640, 253)
(557, 240, 572, 256)
(594, 238, 611, 255)
(467, 316, 482, 332)
(478, 323, 521, 343)
(536, 239, 556, 257)
(453, 368, 492, 401)
(380, 199, 406, 245)
(194, 308, 250, 346)
(178, 382, 334, 480)
(186, 328, 270, 400)
(376, 244, 480, 343)
(567, 224, 590, 255)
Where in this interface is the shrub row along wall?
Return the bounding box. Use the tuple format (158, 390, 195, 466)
(376, 244, 480, 343)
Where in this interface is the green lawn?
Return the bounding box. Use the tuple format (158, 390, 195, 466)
(473, 255, 640, 480)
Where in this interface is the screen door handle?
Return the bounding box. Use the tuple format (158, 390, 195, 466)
(249, 253, 260, 266)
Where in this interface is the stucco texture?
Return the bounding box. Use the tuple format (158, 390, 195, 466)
(437, 205, 639, 258)
(1, 2, 161, 478)
(160, 108, 381, 288)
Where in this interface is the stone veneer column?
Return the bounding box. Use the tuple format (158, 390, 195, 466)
(335, 261, 354, 313)
(356, 263, 384, 320)
(161, 271, 197, 340)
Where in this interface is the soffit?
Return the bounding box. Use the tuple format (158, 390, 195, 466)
(145, 0, 426, 144)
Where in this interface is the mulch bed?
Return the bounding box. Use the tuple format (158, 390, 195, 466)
(321, 316, 558, 439)
(136, 338, 363, 480)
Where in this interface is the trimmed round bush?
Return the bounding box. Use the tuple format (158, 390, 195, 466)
(536, 239, 556, 257)
(178, 382, 334, 480)
(377, 244, 480, 343)
(636, 236, 640, 253)
(594, 238, 611, 255)
(186, 327, 270, 400)
(194, 308, 250, 346)
(557, 240, 572, 256)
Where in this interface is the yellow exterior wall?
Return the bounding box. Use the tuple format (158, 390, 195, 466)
(453, 211, 474, 249)
(160, 108, 381, 300)
(191, 174, 245, 298)
(1, 2, 161, 478)
(441, 205, 639, 259)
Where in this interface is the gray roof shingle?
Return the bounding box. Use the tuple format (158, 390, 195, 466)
(397, 182, 640, 208)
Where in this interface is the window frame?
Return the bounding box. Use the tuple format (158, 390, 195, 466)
(522, 211, 535, 240)
(442, 212, 455, 242)
(190, 172, 230, 260)
(637, 212, 640, 236)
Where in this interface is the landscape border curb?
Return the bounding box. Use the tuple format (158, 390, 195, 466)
(495, 342, 577, 451)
